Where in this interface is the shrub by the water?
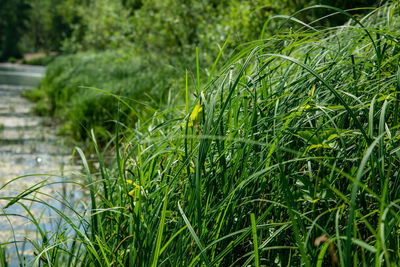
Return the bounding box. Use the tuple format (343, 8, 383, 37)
(37, 50, 183, 142)
(23, 54, 57, 66)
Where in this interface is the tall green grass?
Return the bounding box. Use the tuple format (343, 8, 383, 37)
(2, 3, 400, 266)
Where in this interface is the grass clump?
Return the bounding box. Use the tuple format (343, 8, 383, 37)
(3, 3, 400, 266)
(23, 87, 49, 116)
(23, 88, 46, 102)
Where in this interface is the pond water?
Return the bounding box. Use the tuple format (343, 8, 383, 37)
(0, 63, 82, 265)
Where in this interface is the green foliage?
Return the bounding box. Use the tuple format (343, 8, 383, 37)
(24, 89, 49, 116)
(7, 57, 17, 63)
(25, 0, 75, 52)
(132, 0, 210, 57)
(32, 100, 49, 116)
(62, 0, 133, 52)
(23, 54, 57, 66)
(131, 0, 381, 61)
(23, 89, 46, 102)
(0, 0, 30, 60)
(4, 3, 400, 266)
(310, 0, 384, 25)
(37, 50, 183, 142)
(2, 0, 382, 59)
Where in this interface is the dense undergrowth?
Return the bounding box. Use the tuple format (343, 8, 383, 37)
(2, 3, 400, 266)
(30, 50, 183, 143)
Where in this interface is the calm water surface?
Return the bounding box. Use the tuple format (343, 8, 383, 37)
(0, 63, 83, 265)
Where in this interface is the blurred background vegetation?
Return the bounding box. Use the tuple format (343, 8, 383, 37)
(0, 0, 384, 143)
(0, 0, 382, 60)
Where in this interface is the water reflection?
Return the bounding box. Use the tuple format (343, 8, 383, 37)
(0, 63, 83, 265)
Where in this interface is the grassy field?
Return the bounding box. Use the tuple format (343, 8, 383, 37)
(3, 3, 400, 266)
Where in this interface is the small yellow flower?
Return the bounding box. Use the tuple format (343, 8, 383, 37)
(190, 102, 203, 122)
(189, 102, 203, 127)
(127, 180, 140, 198)
(182, 101, 204, 128)
(311, 198, 320, 204)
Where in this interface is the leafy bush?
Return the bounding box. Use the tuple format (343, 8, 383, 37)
(37, 50, 183, 141)
(62, 0, 133, 52)
(7, 57, 17, 63)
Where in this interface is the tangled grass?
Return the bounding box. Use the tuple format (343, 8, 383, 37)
(2, 3, 400, 266)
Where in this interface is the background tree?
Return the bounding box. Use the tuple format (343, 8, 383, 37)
(0, 0, 30, 60)
(0, 0, 382, 61)
(25, 0, 87, 53)
(62, 0, 132, 52)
